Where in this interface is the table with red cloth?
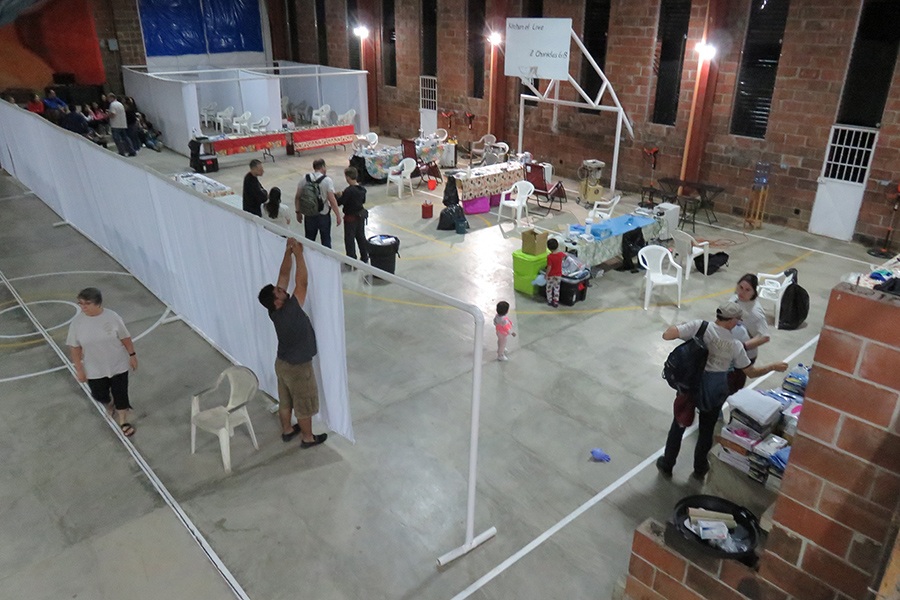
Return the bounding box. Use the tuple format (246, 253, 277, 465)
(289, 125, 356, 152)
(202, 132, 287, 157)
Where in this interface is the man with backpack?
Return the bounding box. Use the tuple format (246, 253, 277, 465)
(295, 158, 341, 248)
(656, 302, 787, 480)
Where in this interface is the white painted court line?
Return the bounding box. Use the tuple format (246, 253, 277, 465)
(450, 334, 820, 600)
(0, 269, 250, 600)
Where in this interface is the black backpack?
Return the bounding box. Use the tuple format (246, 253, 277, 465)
(778, 268, 810, 330)
(695, 251, 729, 275)
(662, 321, 709, 393)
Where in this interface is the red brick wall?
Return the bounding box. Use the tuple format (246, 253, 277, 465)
(626, 284, 900, 600)
(89, 0, 146, 93)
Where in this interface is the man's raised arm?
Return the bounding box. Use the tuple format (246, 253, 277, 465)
(292, 240, 309, 305)
(276, 238, 294, 291)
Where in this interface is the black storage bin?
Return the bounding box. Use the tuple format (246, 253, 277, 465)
(366, 235, 400, 275)
(539, 272, 591, 306)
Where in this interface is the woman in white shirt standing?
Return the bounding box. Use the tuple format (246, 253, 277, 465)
(66, 287, 138, 436)
(728, 273, 771, 391)
(263, 187, 292, 226)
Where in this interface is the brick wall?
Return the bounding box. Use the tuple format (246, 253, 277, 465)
(89, 0, 146, 94)
(625, 283, 900, 600)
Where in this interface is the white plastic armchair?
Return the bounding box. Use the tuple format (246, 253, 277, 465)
(190, 366, 259, 474)
(588, 194, 620, 222)
(365, 132, 379, 149)
(312, 104, 331, 127)
(200, 102, 217, 127)
(470, 134, 496, 164)
(757, 270, 795, 328)
(336, 108, 356, 126)
(387, 157, 416, 198)
(638, 245, 683, 310)
(435, 128, 448, 142)
(214, 106, 234, 131)
(497, 180, 535, 226)
(228, 111, 251, 134)
(249, 116, 270, 133)
(673, 229, 710, 280)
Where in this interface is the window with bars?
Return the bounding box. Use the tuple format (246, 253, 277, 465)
(651, 0, 691, 125)
(730, 0, 790, 138)
(422, 0, 438, 76)
(823, 126, 877, 184)
(315, 0, 328, 65)
(520, 0, 543, 105)
(578, 0, 611, 114)
(468, 0, 485, 98)
(382, 0, 397, 86)
(837, 0, 900, 128)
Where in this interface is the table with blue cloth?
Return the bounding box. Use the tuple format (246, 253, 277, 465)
(565, 214, 662, 267)
(353, 142, 447, 182)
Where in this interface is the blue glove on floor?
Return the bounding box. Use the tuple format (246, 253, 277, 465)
(590, 448, 611, 462)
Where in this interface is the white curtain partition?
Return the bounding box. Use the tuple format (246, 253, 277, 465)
(0, 103, 354, 442)
(238, 69, 281, 130)
(123, 68, 201, 161)
(277, 62, 369, 133)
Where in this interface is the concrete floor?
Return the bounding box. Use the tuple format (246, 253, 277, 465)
(0, 139, 878, 599)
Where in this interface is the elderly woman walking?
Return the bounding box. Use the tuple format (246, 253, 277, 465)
(66, 287, 139, 436)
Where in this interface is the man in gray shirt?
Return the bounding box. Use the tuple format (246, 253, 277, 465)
(257, 238, 327, 448)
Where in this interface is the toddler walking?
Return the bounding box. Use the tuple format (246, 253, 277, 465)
(493, 301, 516, 361)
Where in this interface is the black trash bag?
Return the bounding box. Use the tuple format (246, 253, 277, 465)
(620, 228, 646, 271)
(443, 177, 460, 206)
(695, 251, 729, 275)
(779, 268, 810, 330)
(438, 204, 467, 230)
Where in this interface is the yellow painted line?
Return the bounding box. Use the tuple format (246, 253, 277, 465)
(343, 288, 455, 309)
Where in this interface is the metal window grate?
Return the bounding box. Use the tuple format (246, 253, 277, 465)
(420, 76, 437, 111)
(822, 125, 878, 184)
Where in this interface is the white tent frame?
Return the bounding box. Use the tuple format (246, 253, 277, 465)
(516, 29, 635, 193)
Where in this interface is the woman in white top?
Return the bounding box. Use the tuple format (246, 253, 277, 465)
(66, 287, 138, 436)
(730, 273, 771, 362)
(263, 187, 292, 226)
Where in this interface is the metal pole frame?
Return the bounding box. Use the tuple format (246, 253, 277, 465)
(513, 29, 635, 194)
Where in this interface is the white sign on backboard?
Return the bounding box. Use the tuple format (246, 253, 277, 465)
(504, 18, 572, 81)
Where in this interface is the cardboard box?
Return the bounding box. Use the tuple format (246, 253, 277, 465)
(521, 229, 549, 255)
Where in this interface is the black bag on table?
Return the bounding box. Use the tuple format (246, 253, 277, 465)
(778, 268, 810, 330)
(695, 251, 729, 275)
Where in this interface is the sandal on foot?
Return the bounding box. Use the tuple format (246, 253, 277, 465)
(120, 423, 135, 437)
(300, 433, 327, 448)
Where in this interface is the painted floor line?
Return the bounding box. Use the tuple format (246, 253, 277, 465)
(0, 268, 249, 600)
(450, 334, 820, 600)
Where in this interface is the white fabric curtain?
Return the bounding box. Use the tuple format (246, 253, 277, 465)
(0, 102, 354, 442)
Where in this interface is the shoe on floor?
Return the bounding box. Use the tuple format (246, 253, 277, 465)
(498, 355, 509, 362)
(655, 457, 673, 477)
(300, 433, 327, 448)
(690, 469, 709, 481)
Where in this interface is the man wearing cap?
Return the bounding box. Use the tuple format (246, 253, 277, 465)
(656, 302, 787, 480)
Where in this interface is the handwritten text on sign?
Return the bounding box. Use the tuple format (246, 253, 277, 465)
(504, 18, 572, 81)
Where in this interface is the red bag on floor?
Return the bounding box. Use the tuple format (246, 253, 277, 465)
(674, 392, 696, 427)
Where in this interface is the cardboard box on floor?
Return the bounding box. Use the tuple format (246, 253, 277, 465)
(521, 229, 548, 255)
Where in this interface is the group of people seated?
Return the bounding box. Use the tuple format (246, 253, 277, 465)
(19, 89, 162, 152)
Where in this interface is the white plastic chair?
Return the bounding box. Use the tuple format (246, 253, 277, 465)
(497, 180, 535, 226)
(490, 141, 510, 160)
(249, 116, 270, 133)
(365, 132, 379, 149)
(200, 102, 217, 127)
(435, 128, 448, 142)
(336, 108, 356, 126)
(190, 366, 259, 474)
(312, 104, 331, 127)
(638, 245, 683, 310)
(229, 111, 251, 134)
(757, 271, 795, 328)
(214, 106, 234, 131)
(588, 194, 620, 222)
(470, 134, 496, 164)
(387, 157, 416, 198)
(673, 229, 710, 280)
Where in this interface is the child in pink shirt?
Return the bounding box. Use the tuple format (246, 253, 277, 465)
(493, 301, 516, 361)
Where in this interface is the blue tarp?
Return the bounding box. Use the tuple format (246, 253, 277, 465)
(139, 0, 262, 57)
